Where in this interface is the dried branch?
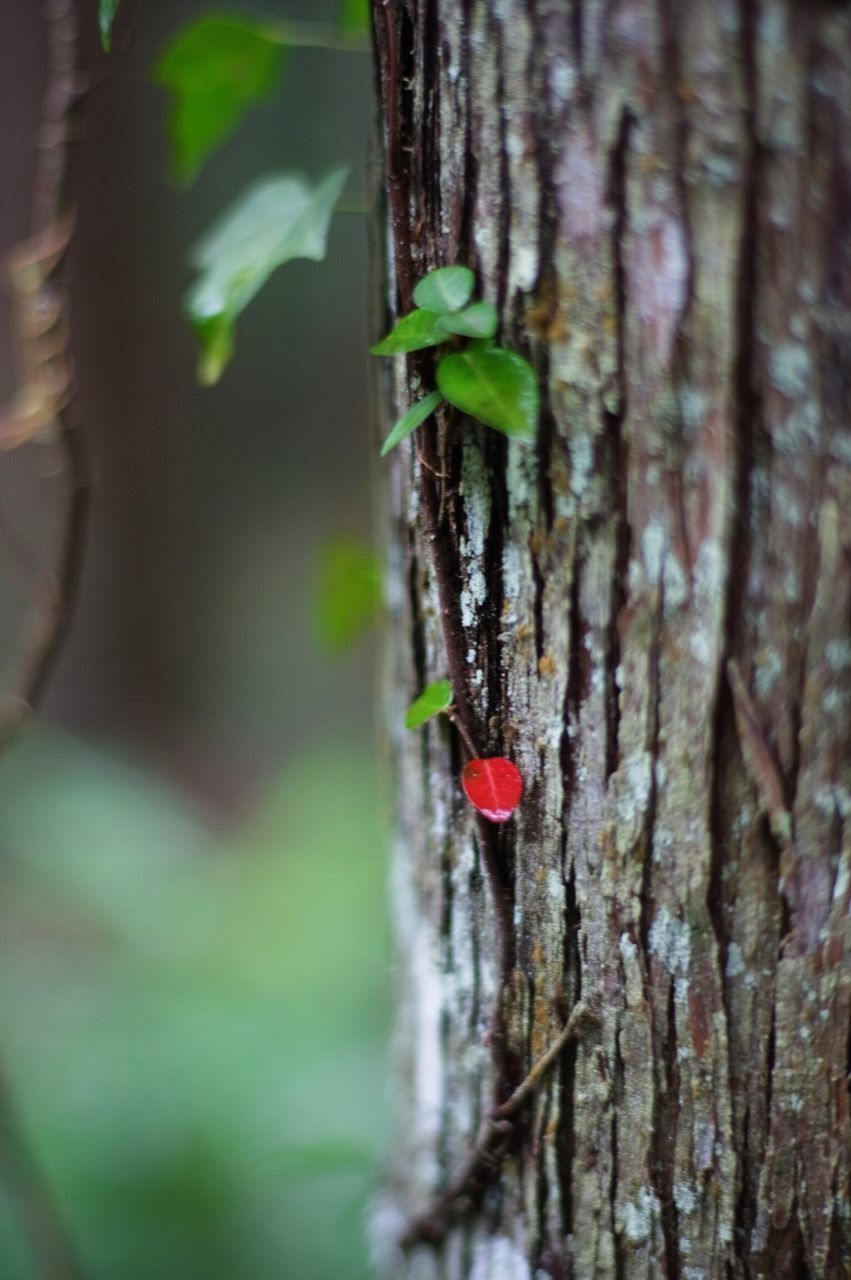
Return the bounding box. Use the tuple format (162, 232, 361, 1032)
(0, 0, 91, 752)
(0, 3, 91, 1276)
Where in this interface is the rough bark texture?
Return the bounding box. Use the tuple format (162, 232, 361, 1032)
(370, 3, 851, 1276)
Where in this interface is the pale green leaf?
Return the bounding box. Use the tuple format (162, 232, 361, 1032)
(405, 679, 453, 729)
(436, 346, 539, 440)
(370, 309, 444, 355)
(187, 168, 348, 384)
(99, 0, 121, 50)
(380, 390, 444, 457)
(156, 17, 287, 185)
(437, 300, 499, 340)
(412, 266, 475, 315)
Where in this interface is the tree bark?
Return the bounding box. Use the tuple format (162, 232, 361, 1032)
(370, 3, 851, 1276)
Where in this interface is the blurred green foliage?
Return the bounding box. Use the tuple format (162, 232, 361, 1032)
(98, 0, 121, 51)
(337, 0, 370, 31)
(315, 539, 384, 654)
(0, 730, 389, 1279)
(156, 17, 288, 186)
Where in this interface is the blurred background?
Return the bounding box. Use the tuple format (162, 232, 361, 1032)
(0, 2, 390, 1277)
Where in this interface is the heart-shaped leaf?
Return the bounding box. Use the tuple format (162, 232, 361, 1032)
(156, 17, 287, 185)
(187, 167, 348, 384)
(370, 309, 445, 355)
(405, 679, 453, 729)
(99, 0, 121, 50)
(380, 390, 444, 457)
(413, 267, 475, 315)
(437, 300, 499, 340)
(437, 345, 539, 441)
(462, 757, 524, 823)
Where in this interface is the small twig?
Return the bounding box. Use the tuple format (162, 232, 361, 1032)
(492, 1001, 592, 1121)
(0, 0, 90, 753)
(727, 659, 793, 849)
(399, 1002, 593, 1251)
(414, 446, 448, 479)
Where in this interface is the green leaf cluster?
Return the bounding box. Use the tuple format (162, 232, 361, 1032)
(155, 12, 370, 384)
(155, 14, 370, 188)
(371, 267, 539, 455)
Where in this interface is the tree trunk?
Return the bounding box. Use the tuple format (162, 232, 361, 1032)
(370, 3, 851, 1276)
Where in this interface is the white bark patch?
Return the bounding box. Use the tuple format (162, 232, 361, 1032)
(632, 214, 689, 361)
(769, 341, 812, 398)
(557, 129, 604, 241)
(620, 1187, 662, 1244)
(725, 942, 746, 978)
(470, 1235, 530, 1280)
(648, 906, 691, 975)
(410, 917, 445, 1157)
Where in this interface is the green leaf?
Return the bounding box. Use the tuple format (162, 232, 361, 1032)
(370, 309, 445, 355)
(380, 390, 444, 457)
(187, 168, 348, 384)
(405, 679, 453, 729)
(338, 0, 371, 31)
(99, 0, 121, 50)
(315, 538, 383, 653)
(413, 267, 475, 315)
(437, 300, 499, 340)
(192, 313, 234, 388)
(156, 17, 287, 185)
(437, 346, 539, 441)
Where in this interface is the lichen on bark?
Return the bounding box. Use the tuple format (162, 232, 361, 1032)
(371, 3, 851, 1277)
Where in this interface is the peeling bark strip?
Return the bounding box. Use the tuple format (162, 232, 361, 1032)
(371, 3, 851, 1277)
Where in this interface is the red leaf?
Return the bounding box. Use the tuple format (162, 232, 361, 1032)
(462, 757, 524, 823)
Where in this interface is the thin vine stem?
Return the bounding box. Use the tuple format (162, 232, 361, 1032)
(258, 20, 370, 55)
(445, 705, 476, 758)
